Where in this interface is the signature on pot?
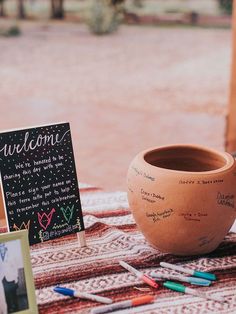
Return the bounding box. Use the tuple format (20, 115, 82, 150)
(217, 192, 234, 209)
(146, 208, 174, 223)
(178, 212, 208, 222)
(179, 179, 224, 185)
(131, 166, 155, 181)
(141, 188, 165, 204)
(198, 236, 215, 247)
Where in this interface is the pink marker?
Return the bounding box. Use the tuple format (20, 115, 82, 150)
(119, 261, 159, 289)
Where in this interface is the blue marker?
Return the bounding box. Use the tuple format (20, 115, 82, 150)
(160, 262, 216, 281)
(54, 286, 112, 304)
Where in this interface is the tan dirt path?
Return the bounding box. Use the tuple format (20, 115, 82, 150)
(0, 21, 231, 190)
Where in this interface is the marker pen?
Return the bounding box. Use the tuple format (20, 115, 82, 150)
(91, 295, 155, 314)
(160, 262, 216, 281)
(164, 281, 225, 303)
(54, 286, 112, 304)
(119, 261, 159, 289)
(150, 271, 211, 286)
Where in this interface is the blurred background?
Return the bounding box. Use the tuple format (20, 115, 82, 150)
(0, 0, 233, 190)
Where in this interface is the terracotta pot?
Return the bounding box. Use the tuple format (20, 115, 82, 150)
(127, 144, 236, 255)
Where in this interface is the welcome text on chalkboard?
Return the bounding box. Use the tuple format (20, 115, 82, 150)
(0, 123, 85, 245)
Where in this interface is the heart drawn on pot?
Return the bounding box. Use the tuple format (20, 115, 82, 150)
(37, 208, 56, 230)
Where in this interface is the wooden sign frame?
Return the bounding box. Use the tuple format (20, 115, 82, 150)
(0, 122, 86, 246)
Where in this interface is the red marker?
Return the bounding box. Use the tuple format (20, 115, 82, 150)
(119, 261, 159, 289)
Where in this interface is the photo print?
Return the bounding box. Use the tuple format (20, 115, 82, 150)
(0, 239, 28, 313)
(0, 230, 38, 314)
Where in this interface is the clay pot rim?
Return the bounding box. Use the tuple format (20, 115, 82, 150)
(141, 144, 235, 175)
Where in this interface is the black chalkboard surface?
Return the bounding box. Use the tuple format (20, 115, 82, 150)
(0, 123, 85, 245)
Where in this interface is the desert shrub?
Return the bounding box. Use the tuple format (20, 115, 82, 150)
(0, 25, 21, 37)
(218, 0, 233, 15)
(88, 0, 122, 35)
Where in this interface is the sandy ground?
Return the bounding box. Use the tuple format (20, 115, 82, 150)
(0, 21, 232, 190)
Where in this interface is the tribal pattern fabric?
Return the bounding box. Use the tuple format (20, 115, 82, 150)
(1, 185, 236, 313)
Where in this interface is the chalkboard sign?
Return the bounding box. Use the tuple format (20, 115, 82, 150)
(0, 123, 85, 245)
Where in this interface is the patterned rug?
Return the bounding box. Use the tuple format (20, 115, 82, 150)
(2, 184, 236, 313)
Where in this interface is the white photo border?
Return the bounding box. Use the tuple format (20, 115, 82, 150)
(0, 229, 38, 314)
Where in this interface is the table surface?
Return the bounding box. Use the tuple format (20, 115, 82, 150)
(2, 184, 236, 314)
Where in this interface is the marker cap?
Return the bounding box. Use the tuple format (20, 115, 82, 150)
(164, 281, 185, 293)
(194, 271, 216, 281)
(189, 277, 211, 286)
(132, 295, 155, 306)
(142, 275, 159, 289)
(54, 286, 74, 297)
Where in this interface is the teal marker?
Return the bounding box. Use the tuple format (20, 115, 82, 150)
(164, 281, 225, 303)
(150, 271, 211, 286)
(160, 262, 216, 281)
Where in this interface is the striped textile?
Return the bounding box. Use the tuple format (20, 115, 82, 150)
(2, 185, 236, 313)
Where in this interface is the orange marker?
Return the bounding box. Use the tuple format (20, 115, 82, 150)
(119, 261, 159, 289)
(91, 295, 155, 314)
